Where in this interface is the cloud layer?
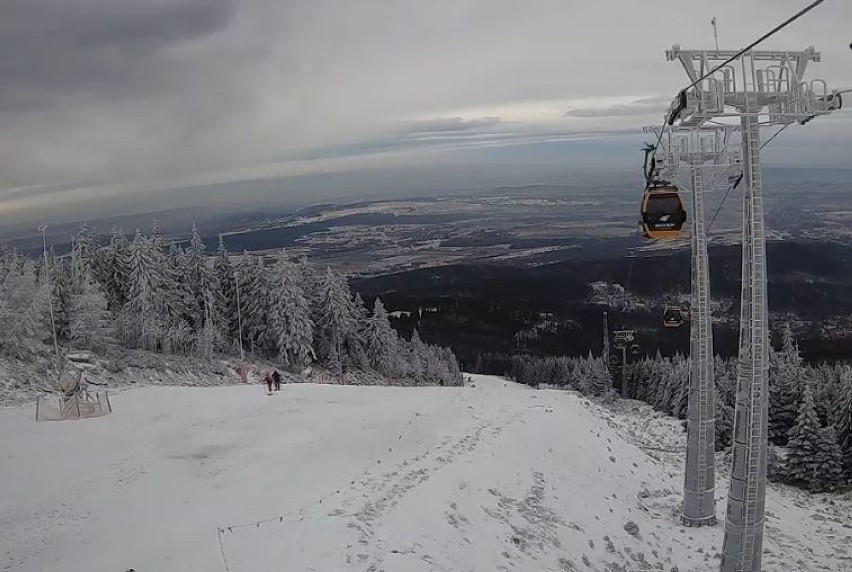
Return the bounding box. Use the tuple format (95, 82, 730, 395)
(1, 0, 850, 225)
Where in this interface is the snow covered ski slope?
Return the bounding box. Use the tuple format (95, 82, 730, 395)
(1, 375, 850, 571)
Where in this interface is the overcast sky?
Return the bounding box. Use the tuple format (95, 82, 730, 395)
(1, 0, 850, 229)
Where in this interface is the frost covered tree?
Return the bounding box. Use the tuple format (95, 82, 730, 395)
(231, 254, 255, 354)
(67, 274, 113, 351)
(770, 324, 803, 445)
(313, 267, 356, 373)
(671, 354, 689, 419)
(103, 229, 131, 313)
(49, 252, 73, 341)
(364, 298, 400, 376)
(835, 367, 852, 481)
(586, 352, 613, 397)
(268, 250, 314, 366)
(213, 236, 237, 342)
(0, 260, 52, 355)
(194, 291, 222, 359)
(127, 230, 164, 350)
(185, 224, 220, 330)
(72, 222, 102, 284)
(243, 256, 272, 353)
(344, 293, 370, 370)
(715, 390, 734, 451)
(404, 329, 428, 382)
(787, 382, 844, 491)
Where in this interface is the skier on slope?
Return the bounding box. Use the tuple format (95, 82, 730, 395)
(264, 372, 273, 393)
(272, 370, 281, 391)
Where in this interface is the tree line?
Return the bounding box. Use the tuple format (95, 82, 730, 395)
(475, 325, 852, 493)
(0, 223, 462, 386)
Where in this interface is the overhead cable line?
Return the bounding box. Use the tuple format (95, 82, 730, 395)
(682, 0, 827, 93)
(646, 0, 828, 176)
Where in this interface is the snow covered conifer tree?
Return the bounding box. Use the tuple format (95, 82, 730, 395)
(185, 224, 219, 330)
(268, 250, 314, 366)
(671, 354, 689, 419)
(344, 293, 370, 370)
(787, 382, 841, 491)
(715, 389, 735, 450)
(213, 236, 236, 341)
(68, 274, 114, 351)
(194, 290, 221, 359)
(834, 367, 852, 482)
(72, 222, 101, 283)
(405, 329, 428, 383)
(127, 230, 163, 350)
(587, 353, 613, 398)
(313, 267, 355, 373)
(151, 220, 165, 251)
(814, 426, 845, 491)
(244, 256, 272, 354)
(770, 323, 803, 445)
(103, 229, 132, 313)
(364, 297, 400, 376)
(48, 252, 73, 341)
(0, 260, 52, 354)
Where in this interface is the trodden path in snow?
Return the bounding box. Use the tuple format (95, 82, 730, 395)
(1, 375, 850, 572)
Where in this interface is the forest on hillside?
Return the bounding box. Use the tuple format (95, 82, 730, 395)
(0, 223, 462, 387)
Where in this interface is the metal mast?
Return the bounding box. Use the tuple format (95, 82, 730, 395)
(661, 44, 841, 572)
(648, 126, 742, 527)
(683, 134, 717, 526)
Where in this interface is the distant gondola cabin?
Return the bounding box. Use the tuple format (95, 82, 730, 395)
(662, 305, 685, 328)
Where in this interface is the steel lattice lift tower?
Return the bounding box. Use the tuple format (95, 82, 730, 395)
(647, 124, 744, 528)
(659, 43, 842, 571)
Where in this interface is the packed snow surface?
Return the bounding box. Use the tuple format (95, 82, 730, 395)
(2, 375, 850, 571)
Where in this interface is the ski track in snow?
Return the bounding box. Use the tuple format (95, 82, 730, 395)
(1, 375, 850, 572)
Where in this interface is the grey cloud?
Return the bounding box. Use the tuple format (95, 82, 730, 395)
(564, 100, 669, 118)
(0, 0, 237, 112)
(401, 117, 502, 134)
(0, 0, 850, 220)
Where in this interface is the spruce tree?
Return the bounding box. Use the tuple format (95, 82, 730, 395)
(195, 291, 220, 359)
(345, 293, 370, 370)
(104, 229, 131, 313)
(0, 260, 52, 353)
(68, 274, 114, 351)
(244, 256, 272, 354)
(313, 267, 355, 373)
(770, 324, 803, 445)
(49, 253, 73, 341)
(715, 390, 734, 451)
(72, 222, 101, 284)
(185, 224, 219, 330)
(814, 426, 845, 491)
(268, 250, 314, 366)
(365, 298, 400, 376)
(834, 367, 852, 482)
(587, 353, 613, 398)
(787, 382, 840, 491)
(128, 230, 162, 350)
(214, 236, 236, 342)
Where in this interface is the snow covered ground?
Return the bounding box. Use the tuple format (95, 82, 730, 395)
(2, 375, 850, 572)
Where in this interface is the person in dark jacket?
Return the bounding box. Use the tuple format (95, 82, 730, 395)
(272, 370, 281, 391)
(264, 372, 273, 393)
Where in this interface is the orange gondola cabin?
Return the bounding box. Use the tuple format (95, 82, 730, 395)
(640, 184, 687, 240)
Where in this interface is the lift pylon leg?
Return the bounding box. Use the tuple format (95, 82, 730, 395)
(682, 158, 716, 527)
